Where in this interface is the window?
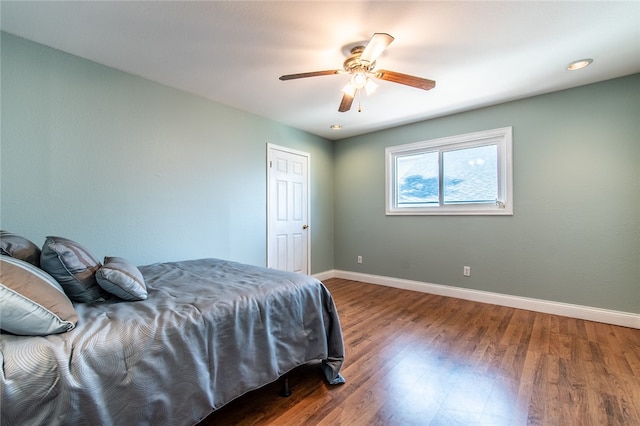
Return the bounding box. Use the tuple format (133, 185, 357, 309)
(386, 127, 513, 215)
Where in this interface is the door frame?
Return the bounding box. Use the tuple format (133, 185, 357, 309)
(266, 143, 311, 274)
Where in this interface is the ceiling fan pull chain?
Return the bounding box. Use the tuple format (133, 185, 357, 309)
(358, 90, 362, 112)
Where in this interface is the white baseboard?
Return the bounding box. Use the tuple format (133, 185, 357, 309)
(313, 269, 639, 329)
(312, 270, 336, 282)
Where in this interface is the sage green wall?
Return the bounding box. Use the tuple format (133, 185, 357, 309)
(334, 74, 639, 313)
(0, 33, 334, 272)
(2, 32, 638, 313)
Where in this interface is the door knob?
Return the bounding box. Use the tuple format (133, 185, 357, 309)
(302, 225, 309, 230)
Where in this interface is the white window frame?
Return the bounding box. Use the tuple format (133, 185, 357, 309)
(386, 127, 513, 216)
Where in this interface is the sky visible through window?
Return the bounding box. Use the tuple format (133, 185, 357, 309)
(397, 145, 497, 206)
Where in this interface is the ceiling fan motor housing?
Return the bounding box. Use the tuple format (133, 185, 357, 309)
(343, 46, 375, 74)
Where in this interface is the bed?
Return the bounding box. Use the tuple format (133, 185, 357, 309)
(0, 233, 345, 426)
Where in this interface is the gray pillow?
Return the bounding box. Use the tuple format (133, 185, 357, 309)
(0, 230, 41, 267)
(96, 256, 148, 301)
(0, 255, 78, 335)
(40, 236, 107, 303)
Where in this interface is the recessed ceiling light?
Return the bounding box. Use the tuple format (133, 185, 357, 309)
(567, 58, 593, 71)
(330, 124, 343, 130)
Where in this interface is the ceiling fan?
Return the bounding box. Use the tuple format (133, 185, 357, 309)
(279, 33, 436, 112)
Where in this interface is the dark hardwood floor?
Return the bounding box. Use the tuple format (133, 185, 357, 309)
(200, 278, 640, 425)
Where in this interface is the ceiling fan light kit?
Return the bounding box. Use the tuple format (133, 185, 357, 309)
(279, 33, 436, 113)
(364, 79, 378, 95)
(350, 71, 368, 89)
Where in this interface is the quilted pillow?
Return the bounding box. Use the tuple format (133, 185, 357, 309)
(40, 236, 107, 303)
(0, 230, 41, 267)
(96, 256, 148, 301)
(0, 255, 78, 335)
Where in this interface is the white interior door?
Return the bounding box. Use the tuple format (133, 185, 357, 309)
(267, 144, 310, 274)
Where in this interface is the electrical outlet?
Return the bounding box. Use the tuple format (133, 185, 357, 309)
(357, 256, 363, 264)
(464, 266, 471, 277)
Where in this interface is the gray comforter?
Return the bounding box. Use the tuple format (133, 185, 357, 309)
(0, 258, 345, 425)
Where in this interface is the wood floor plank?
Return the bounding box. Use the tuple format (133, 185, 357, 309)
(199, 278, 640, 426)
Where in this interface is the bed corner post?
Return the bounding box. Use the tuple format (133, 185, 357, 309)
(279, 375, 292, 397)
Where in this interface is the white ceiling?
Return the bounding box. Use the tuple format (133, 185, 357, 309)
(2, 1, 639, 140)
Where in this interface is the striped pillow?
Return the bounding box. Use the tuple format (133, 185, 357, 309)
(40, 236, 107, 303)
(96, 256, 148, 301)
(0, 255, 78, 335)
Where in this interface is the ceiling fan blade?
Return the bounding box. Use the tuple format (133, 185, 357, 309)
(360, 33, 394, 65)
(338, 92, 354, 112)
(279, 70, 341, 81)
(375, 70, 436, 91)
